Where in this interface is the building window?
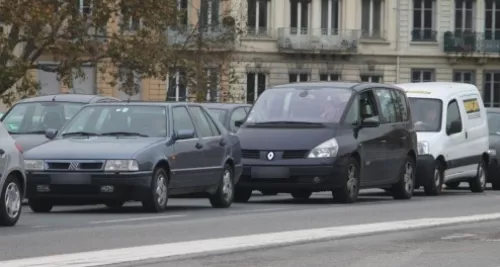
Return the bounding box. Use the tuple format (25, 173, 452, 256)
(360, 75, 382, 83)
(483, 72, 500, 107)
(455, 0, 474, 33)
(290, 0, 309, 34)
(206, 69, 219, 102)
(77, 0, 91, 15)
(200, 0, 220, 30)
(319, 73, 340, 81)
(485, 0, 500, 41)
(167, 70, 187, 102)
(320, 0, 340, 35)
(361, 0, 384, 38)
(117, 68, 141, 100)
(289, 73, 309, 83)
(412, 0, 436, 41)
(453, 70, 475, 84)
(246, 72, 267, 104)
(247, 0, 270, 36)
(177, 0, 188, 26)
(411, 69, 435, 82)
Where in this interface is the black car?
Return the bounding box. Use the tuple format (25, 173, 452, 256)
(202, 103, 252, 133)
(23, 102, 242, 212)
(486, 108, 500, 190)
(234, 82, 418, 203)
(1, 94, 119, 151)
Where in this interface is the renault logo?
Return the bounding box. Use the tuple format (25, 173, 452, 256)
(266, 152, 275, 161)
(68, 161, 79, 170)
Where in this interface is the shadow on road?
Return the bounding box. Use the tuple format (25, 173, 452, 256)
(49, 205, 211, 214)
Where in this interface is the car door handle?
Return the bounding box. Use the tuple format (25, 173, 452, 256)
(465, 131, 468, 139)
(380, 140, 387, 143)
(219, 139, 226, 146)
(195, 143, 203, 149)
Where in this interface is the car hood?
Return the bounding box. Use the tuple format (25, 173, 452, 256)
(24, 137, 162, 159)
(237, 127, 335, 150)
(12, 134, 50, 152)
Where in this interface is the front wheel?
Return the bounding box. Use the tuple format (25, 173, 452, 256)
(332, 157, 360, 203)
(424, 162, 444, 196)
(469, 160, 487, 193)
(210, 164, 234, 208)
(0, 175, 22, 226)
(142, 168, 169, 212)
(392, 156, 415, 200)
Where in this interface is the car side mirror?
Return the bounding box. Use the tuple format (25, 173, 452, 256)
(234, 120, 243, 127)
(174, 129, 195, 141)
(447, 120, 462, 135)
(360, 117, 380, 128)
(44, 128, 58, 140)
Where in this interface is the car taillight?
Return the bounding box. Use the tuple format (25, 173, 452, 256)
(15, 142, 23, 153)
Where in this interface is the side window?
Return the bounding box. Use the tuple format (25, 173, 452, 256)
(375, 89, 397, 123)
(188, 106, 214, 137)
(343, 95, 359, 124)
(359, 90, 380, 120)
(446, 100, 463, 135)
(462, 98, 481, 118)
(394, 90, 409, 121)
(201, 109, 221, 135)
(230, 107, 247, 132)
(172, 107, 196, 136)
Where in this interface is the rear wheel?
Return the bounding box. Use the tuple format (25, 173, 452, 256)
(209, 164, 234, 208)
(291, 191, 312, 200)
(445, 181, 460, 189)
(0, 175, 22, 226)
(234, 188, 252, 203)
(28, 199, 53, 213)
(392, 156, 415, 200)
(332, 157, 360, 203)
(142, 168, 169, 212)
(469, 160, 487, 193)
(424, 161, 444, 196)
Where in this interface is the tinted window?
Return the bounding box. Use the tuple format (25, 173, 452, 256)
(246, 87, 353, 124)
(189, 106, 215, 137)
(394, 90, 409, 121)
(206, 108, 227, 125)
(375, 89, 397, 123)
(359, 90, 380, 120)
(61, 105, 167, 137)
(230, 107, 247, 132)
(446, 100, 462, 134)
(409, 97, 442, 132)
(172, 106, 196, 135)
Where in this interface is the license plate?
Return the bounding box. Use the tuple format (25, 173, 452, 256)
(251, 167, 289, 179)
(50, 174, 91, 185)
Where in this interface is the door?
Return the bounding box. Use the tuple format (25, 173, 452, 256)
(356, 90, 388, 185)
(188, 106, 225, 185)
(442, 99, 469, 180)
(171, 106, 205, 189)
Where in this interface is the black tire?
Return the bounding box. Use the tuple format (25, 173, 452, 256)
(291, 191, 312, 200)
(142, 168, 169, 212)
(210, 164, 234, 208)
(0, 175, 22, 226)
(424, 161, 444, 196)
(469, 160, 487, 193)
(332, 157, 360, 203)
(260, 190, 278, 196)
(392, 156, 415, 200)
(28, 199, 53, 213)
(105, 200, 125, 209)
(490, 161, 500, 190)
(234, 188, 252, 203)
(445, 181, 460, 189)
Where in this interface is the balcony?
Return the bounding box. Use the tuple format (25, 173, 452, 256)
(443, 31, 500, 54)
(277, 28, 360, 53)
(166, 25, 236, 49)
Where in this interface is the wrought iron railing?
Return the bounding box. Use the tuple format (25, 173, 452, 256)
(443, 31, 500, 53)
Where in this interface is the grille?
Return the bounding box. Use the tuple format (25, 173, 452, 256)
(79, 162, 103, 170)
(45, 161, 104, 171)
(47, 162, 70, 170)
(242, 150, 260, 159)
(282, 150, 308, 159)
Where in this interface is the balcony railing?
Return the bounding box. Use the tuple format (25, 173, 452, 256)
(166, 25, 236, 47)
(443, 31, 500, 53)
(411, 29, 438, 42)
(277, 28, 360, 52)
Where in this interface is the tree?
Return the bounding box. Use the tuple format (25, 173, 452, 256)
(0, 0, 179, 105)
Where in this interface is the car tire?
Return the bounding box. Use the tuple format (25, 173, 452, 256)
(424, 161, 444, 196)
(105, 200, 125, 209)
(445, 181, 460, 189)
(260, 190, 278, 196)
(28, 199, 53, 213)
(291, 191, 312, 200)
(234, 188, 252, 203)
(142, 168, 169, 213)
(469, 160, 487, 193)
(209, 164, 234, 208)
(332, 157, 360, 204)
(392, 156, 415, 200)
(0, 175, 22, 226)
(490, 161, 500, 190)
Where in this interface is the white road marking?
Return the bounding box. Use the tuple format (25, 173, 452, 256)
(441, 233, 477, 240)
(89, 214, 186, 224)
(227, 208, 290, 214)
(4, 212, 500, 267)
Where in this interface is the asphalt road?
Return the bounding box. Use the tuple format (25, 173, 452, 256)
(3, 184, 500, 265)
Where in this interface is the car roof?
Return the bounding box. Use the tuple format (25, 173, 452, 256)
(15, 94, 119, 104)
(200, 103, 252, 110)
(271, 81, 404, 92)
(396, 82, 480, 99)
(86, 101, 204, 107)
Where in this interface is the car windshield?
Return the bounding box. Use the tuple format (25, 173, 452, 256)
(59, 105, 168, 138)
(245, 87, 353, 124)
(487, 112, 500, 135)
(206, 108, 227, 125)
(408, 97, 443, 132)
(1, 101, 84, 134)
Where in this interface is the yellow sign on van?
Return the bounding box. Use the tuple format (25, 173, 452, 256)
(463, 98, 480, 114)
(406, 90, 431, 94)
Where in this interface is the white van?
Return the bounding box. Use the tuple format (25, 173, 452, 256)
(396, 82, 490, 195)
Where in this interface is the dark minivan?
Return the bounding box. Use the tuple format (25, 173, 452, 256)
(234, 82, 418, 203)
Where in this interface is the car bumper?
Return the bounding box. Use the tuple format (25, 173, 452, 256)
(26, 171, 152, 203)
(236, 156, 349, 192)
(415, 154, 436, 187)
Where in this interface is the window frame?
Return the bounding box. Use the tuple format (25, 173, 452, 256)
(374, 88, 398, 123)
(288, 73, 310, 83)
(319, 73, 341, 81)
(361, 0, 384, 38)
(358, 89, 381, 121)
(247, 0, 271, 36)
(246, 72, 267, 104)
(411, 69, 435, 82)
(454, 0, 475, 32)
(360, 75, 383, 83)
(412, 0, 437, 41)
(483, 71, 500, 107)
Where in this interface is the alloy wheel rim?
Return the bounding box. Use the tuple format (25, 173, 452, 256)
(5, 182, 20, 219)
(156, 175, 168, 206)
(479, 165, 486, 188)
(347, 164, 358, 198)
(434, 169, 441, 188)
(404, 161, 414, 193)
(222, 169, 233, 200)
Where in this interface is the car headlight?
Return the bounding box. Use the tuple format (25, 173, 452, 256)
(417, 141, 429, 155)
(488, 148, 497, 156)
(24, 160, 44, 171)
(104, 160, 139, 171)
(307, 138, 339, 158)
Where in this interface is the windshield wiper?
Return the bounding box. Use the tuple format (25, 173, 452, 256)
(14, 130, 46, 134)
(101, 131, 149, 137)
(62, 131, 101, 137)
